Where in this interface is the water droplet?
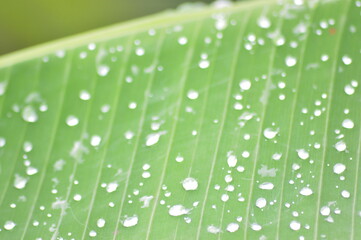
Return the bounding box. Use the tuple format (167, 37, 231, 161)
(169, 204, 190, 216)
(124, 130, 134, 140)
(263, 128, 279, 139)
(285, 56, 297, 67)
(199, 59, 210, 69)
(23, 141, 33, 152)
(79, 90, 91, 100)
(122, 216, 138, 227)
(321, 54, 329, 62)
(289, 220, 301, 231)
(22, 106, 38, 123)
(135, 47, 145, 56)
(335, 141, 346, 152)
(341, 190, 350, 198)
(145, 132, 165, 146)
(140, 195, 153, 208)
(226, 151, 237, 168)
(182, 177, 198, 191)
(14, 174, 28, 189)
(128, 102, 137, 109)
(255, 197, 267, 208)
(226, 222, 239, 232)
(297, 149, 309, 160)
(26, 166, 38, 176)
(344, 84, 355, 95)
(258, 16, 271, 29)
(299, 187, 313, 196)
(97, 65, 110, 76)
(0, 137, 6, 147)
(142, 171, 151, 179)
(342, 119, 354, 129)
(207, 225, 221, 234)
(4, 221, 16, 230)
(272, 153, 282, 161)
(106, 182, 118, 193)
(320, 206, 330, 216)
(251, 223, 262, 231)
(178, 37, 188, 45)
(73, 194, 82, 201)
(239, 79, 251, 91)
(333, 163, 346, 174)
(259, 182, 274, 190)
(66, 116, 79, 127)
(176, 154, 184, 163)
(97, 218, 106, 228)
(342, 55, 352, 65)
(89, 230, 97, 237)
(90, 135, 101, 147)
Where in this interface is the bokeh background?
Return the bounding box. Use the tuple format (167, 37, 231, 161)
(0, 0, 223, 55)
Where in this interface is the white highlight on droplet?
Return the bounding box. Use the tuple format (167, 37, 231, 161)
(90, 135, 101, 147)
(258, 16, 271, 29)
(342, 55, 352, 65)
(97, 65, 110, 76)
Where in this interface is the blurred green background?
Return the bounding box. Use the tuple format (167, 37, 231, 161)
(0, 0, 219, 56)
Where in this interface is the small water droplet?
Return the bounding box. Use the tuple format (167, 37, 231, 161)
(66, 116, 79, 127)
(226, 222, 239, 232)
(342, 55, 352, 65)
(178, 37, 188, 45)
(251, 223, 262, 231)
(341, 190, 350, 198)
(182, 177, 198, 191)
(90, 135, 101, 147)
(135, 47, 145, 56)
(255, 197, 267, 208)
(285, 56, 297, 67)
(176, 154, 184, 163)
(342, 119, 354, 129)
(106, 182, 118, 193)
(297, 149, 309, 160)
(22, 106, 38, 123)
(258, 182, 274, 190)
(97, 218, 106, 228)
(263, 128, 279, 139)
(239, 79, 251, 91)
(89, 230, 97, 237)
(97, 65, 110, 76)
(14, 174, 28, 189)
(4, 221, 16, 230)
(73, 194, 82, 201)
(335, 141, 346, 152)
(333, 163, 346, 174)
(79, 90, 91, 100)
(289, 220, 301, 231)
(169, 204, 190, 216)
(299, 187, 313, 196)
(227, 151, 237, 167)
(207, 225, 221, 234)
(257, 16, 271, 29)
(124, 130, 134, 140)
(199, 60, 210, 69)
(320, 206, 330, 216)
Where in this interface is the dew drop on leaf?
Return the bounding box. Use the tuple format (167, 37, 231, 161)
(289, 220, 301, 231)
(342, 119, 354, 129)
(4, 221, 16, 230)
(207, 225, 221, 234)
(255, 197, 267, 208)
(97, 218, 105, 228)
(335, 141, 346, 152)
(97, 65, 110, 76)
(122, 215, 138, 227)
(169, 204, 190, 216)
(263, 128, 279, 139)
(257, 16, 271, 29)
(239, 79, 251, 91)
(226, 222, 239, 232)
(297, 149, 309, 160)
(299, 187, 313, 196)
(342, 55, 352, 65)
(182, 177, 198, 191)
(178, 36, 188, 45)
(187, 90, 199, 100)
(320, 206, 331, 216)
(22, 106, 38, 123)
(66, 115, 79, 127)
(285, 56, 297, 67)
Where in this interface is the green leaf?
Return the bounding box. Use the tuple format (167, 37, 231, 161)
(0, 0, 360, 239)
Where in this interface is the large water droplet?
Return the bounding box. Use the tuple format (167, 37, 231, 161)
(66, 116, 79, 127)
(285, 56, 297, 67)
(226, 222, 239, 232)
(297, 149, 309, 160)
(335, 141, 346, 152)
(239, 79, 251, 91)
(342, 119, 354, 129)
(263, 128, 278, 139)
(255, 197, 267, 208)
(4, 221, 16, 230)
(97, 218, 106, 228)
